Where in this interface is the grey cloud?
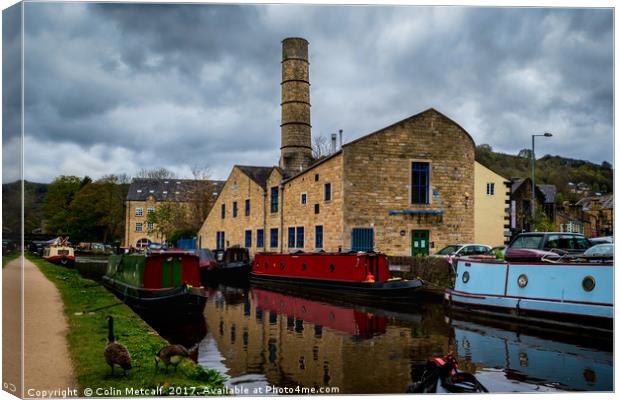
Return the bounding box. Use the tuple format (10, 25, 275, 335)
(9, 3, 613, 183)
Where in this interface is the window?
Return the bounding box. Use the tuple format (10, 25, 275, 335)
(135, 207, 143, 217)
(245, 230, 252, 248)
(221, 203, 226, 219)
(351, 228, 374, 252)
(296, 227, 305, 248)
(411, 162, 430, 204)
(314, 204, 320, 214)
(245, 199, 250, 216)
(163, 190, 168, 194)
(136, 189, 142, 193)
(288, 227, 295, 248)
(270, 187, 279, 213)
(300, 193, 307, 205)
(315, 174, 319, 182)
(147, 222, 154, 232)
(324, 183, 331, 202)
(146, 207, 154, 215)
(216, 231, 225, 249)
(511, 235, 543, 249)
(315, 225, 323, 249)
(270, 228, 278, 248)
(233, 201, 238, 218)
(257, 229, 264, 248)
(135, 222, 143, 232)
(486, 182, 495, 195)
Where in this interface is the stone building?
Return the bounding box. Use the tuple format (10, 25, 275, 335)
(124, 178, 224, 248)
(508, 177, 556, 234)
(198, 37, 498, 257)
(556, 194, 613, 237)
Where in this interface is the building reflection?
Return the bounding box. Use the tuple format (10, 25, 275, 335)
(199, 286, 452, 393)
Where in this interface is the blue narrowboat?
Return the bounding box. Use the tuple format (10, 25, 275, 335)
(444, 248, 613, 332)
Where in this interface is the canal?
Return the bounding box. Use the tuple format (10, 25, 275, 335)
(76, 257, 612, 393)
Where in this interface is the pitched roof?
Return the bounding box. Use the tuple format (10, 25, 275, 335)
(576, 194, 613, 211)
(126, 178, 225, 201)
(235, 165, 280, 189)
(510, 178, 556, 204)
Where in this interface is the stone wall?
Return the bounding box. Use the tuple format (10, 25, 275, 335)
(124, 198, 165, 247)
(281, 154, 344, 252)
(342, 109, 476, 256)
(198, 167, 269, 255)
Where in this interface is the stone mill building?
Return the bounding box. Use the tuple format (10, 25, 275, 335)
(198, 37, 507, 256)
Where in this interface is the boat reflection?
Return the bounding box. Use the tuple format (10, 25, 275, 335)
(450, 317, 613, 391)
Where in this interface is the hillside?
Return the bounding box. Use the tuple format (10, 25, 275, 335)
(476, 145, 613, 204)
(2, 180, 49, 235)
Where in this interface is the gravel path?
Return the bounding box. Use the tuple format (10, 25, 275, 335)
(3, 257, 76, 397)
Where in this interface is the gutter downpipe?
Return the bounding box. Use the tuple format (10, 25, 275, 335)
(280, 183, 284, 253)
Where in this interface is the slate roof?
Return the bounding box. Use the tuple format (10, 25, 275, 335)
(126, 178, 225, 201)
(576, 194, 613, 211)
(235, 165, 281, 189)
(510, 178, 556, 204)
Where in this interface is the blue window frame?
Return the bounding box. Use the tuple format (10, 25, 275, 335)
(315, 225, 323, 249)
(288, 227, 295, 248)
(296, 227, 304, 248)
(411, 162, 430, 204)
(270, 186, 279, 213)
(245, 199, 250, 216)
(270, 228, 278, 248)
(324, 183, 331, 202)
(216, 231, 225, 249)
(233, 201, 238, 218)
(256, 229, 264, 248)
(245, 230, 252, 248)
(221, 203, 226, 219)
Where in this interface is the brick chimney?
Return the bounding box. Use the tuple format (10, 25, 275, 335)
(279, 38, 312, 172)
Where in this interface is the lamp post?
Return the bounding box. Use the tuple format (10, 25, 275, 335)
(531, 132, 553, 226)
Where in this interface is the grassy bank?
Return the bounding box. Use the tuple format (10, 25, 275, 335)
(2, 252, 21, 268)
(28, 255, 225, 396)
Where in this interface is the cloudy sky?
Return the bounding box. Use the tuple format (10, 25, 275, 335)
(2, 2, 613, 183)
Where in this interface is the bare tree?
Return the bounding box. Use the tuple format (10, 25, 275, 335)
(136, 167, 177, 179)
(312, 134, 331, 159)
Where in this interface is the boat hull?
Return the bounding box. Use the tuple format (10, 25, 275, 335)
(446, 258, 613, 331)
(102, 276, 206, 316)
(43, 255, 75, 267)
(200, 264, 250, 288)
(250, 272, 425, 304)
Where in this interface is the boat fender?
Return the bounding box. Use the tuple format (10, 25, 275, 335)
(365, 273, 376, 283)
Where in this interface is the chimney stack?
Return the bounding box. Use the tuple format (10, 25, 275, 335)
(279, 38, 312, 172)
(331, 133, 337, 153)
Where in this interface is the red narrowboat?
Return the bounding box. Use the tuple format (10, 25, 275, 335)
(251, 252, 425, 303)
(103, 251, 207, 315)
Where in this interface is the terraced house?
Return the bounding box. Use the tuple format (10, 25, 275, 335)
(124, 178, 224, 248)
(199, 38, 508, 256)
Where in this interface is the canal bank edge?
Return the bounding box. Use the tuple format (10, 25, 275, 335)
(27, 255, 226, 396)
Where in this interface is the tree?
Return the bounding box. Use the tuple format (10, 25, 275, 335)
(477, 144, 493, 152)
(312, 134, 331, 159)
(146, 201, 187, 242)
(601, 161, 612, 170)
(518, 149, 532, 159)
(136, 167, 177, 179)
(42, 176, 82, 236)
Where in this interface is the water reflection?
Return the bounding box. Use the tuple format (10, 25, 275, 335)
(140, 283, 612, 393)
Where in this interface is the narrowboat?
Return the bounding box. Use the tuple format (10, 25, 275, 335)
(444, 248, 613, 332)
(251, 288, 387, 338)
(251, 252, 425, 304)
(42, 237, 75, 266)
(200, 247, 250, 287)
(103, 251, 207, 315)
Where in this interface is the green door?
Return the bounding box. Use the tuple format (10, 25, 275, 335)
(411, 230, 430, 257)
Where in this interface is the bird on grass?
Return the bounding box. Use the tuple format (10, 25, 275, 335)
(155, 344, 192, 373)
(104, 316, 132, 377)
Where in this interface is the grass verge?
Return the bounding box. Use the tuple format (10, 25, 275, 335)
(27, 255, 226, 396)
(2, 252, 21, 268)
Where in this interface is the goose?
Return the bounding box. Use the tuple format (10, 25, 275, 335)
(104, 316, 132, 376)
(155, 344, 192, 373)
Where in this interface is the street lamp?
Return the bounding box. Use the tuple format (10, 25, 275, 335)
(531, 132, 553, 225)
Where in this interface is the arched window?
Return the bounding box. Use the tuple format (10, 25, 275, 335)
(136, 238, 151, 248)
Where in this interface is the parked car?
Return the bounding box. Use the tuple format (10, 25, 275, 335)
(432, 244, 492, 258)
(582, 243, 613, 258)
(506, 232, 591, 256)
(589, 236, 613, 245)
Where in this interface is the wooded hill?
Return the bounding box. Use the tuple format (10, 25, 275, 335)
(476, 145, 613, 204)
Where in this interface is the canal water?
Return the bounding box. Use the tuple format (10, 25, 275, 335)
(144, 283, 613, 394)
(75, 258, 612, 393)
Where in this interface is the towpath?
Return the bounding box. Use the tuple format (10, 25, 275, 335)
(2, 257, 76, 397)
